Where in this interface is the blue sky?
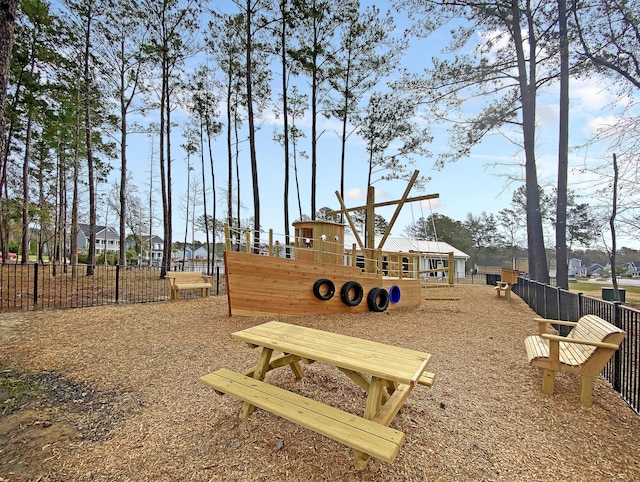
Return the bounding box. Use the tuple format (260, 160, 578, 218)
(109, 2, 639, 251)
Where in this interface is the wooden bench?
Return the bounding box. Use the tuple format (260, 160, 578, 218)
(166, 271, 212, 300)
(199, 368, 405, 465)
(524, 314, 626, 407)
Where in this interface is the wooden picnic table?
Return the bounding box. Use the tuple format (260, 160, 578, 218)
(200, 320, 435, 469)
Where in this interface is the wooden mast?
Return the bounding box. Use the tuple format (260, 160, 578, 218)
(332, 170, 440, 275)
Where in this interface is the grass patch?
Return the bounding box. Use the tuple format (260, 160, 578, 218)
(569, 280, 640, 305)
(0, 360, 45, 412)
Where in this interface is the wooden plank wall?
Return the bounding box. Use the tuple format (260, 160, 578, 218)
(224, 251, 422, 317)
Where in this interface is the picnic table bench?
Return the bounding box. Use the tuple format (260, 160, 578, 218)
(199, 320, 435, 470)
(494, 281, 512, 299)
(166, 271, 212, 300)
(494, 269, 519, 300)
(524, 314, 626, 407)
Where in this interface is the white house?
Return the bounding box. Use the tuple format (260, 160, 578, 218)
(344, 235, 470, 279)
(569, 258, 585, 277)
(173, 245, 209, 260)
(78, 224, 120, 255)
(126, 235, 164, 265)
(626, 261, 640, 278)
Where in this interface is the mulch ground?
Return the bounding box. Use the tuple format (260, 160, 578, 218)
(0, 284, 639, 481)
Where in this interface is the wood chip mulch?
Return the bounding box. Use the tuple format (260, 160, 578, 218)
(0, 284, 639, 481)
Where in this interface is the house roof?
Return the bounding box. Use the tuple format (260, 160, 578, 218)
(78, 224, 120, 240)
(343, 235, 470, 259)
(138, 235, 164, 243)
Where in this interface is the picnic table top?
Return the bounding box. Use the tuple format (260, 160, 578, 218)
(231, 320, 431, 386)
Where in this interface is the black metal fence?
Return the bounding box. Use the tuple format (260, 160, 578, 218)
(512, 276, 639, 414)
(0, 263, 227, 312)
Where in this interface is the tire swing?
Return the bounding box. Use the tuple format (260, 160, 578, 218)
(340, 281, 364, 307)
(367, 287, 390, 312)
(312, 278, 335, 301)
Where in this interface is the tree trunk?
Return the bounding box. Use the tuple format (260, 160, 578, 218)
(0, 0, 17, 261)
(226, 83, 233, 248)
(245, 0, 260, 253)
(21, 113, 32, 263)
(280, 0, 290, 256)
(84, 5, 96, 276)
(159, 54, 169, 277)
(165, 65, 173, 273)
(555, 0, 570, 290)
(512, 0, 549, 283)
(200, 120, 210, 274)
(610, 153, 619, 299)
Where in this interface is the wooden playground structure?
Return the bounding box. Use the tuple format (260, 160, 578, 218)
(223, 171, 456, 317)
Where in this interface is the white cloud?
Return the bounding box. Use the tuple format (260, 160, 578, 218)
(420, 197, 442, 211)
(346, 188, 364, 199)
(584, 115, 620, 135)
(537, 103, 559, 130)
(571, 78, 617, 112)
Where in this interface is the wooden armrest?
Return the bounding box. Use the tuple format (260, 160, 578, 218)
(540, 333, 619, 350)
(533, 318, 577, 327)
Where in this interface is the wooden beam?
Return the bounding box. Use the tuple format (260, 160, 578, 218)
(378, 170, 420, 250)
(334, 190, 365, 250)
(327, 192, 439, 215)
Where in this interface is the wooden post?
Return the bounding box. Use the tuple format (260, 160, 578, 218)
(275, 240, 280, 258)
(316, 236, 323, 263)
(269, 229, 273, 256)
(224, 224, 231, 251)
(448, 252, 455, 285)
(245, 230, 251, 253)
(364, 186, 376, 274)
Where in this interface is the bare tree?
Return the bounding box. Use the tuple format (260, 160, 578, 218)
(398, 0, 557, 283)
(232, 0, 272, 252)
(556, 0, 570, 289)
(0, 0, 18, 262)
(207, 11, 246, 249)
(142, 0, 201, 276)
(96, 0, 148, 267)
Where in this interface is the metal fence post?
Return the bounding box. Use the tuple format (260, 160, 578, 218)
(612, 301, 623, 392)
(577, 292, 583, 318)
(33, 263, 39, 308)
(115, 264, 120, 303)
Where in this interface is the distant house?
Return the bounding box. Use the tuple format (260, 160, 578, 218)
(126, 235, 164, 265)
(569, 258, 585, 277)
(77, 224, 120, 255)
(193, 247, 208, 259)
(172, 245, 208, 260)
(626, 261, 640, 278)
(344, 235, 470, 279)
(586, 263, 606, 277)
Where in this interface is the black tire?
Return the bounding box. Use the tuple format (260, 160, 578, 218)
(367, 287, 390, 312)
(312, 278, 335, 301)
(340, 281, 364, 306)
